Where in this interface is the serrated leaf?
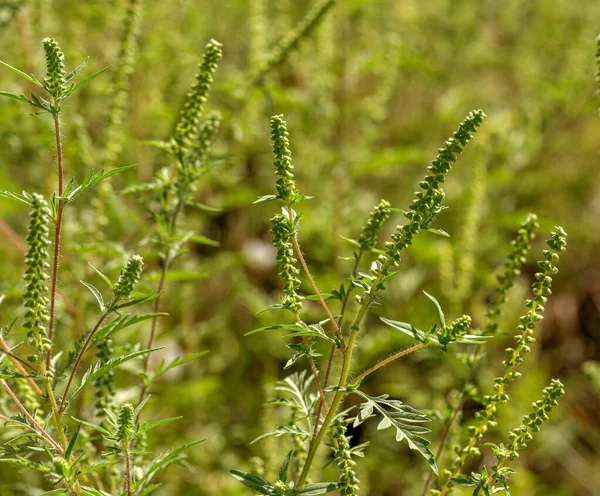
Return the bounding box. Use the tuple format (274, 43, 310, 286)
(351, 390, 437, 474)
(154, 351, 209, 381)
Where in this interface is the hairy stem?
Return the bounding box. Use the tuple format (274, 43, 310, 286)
(59, 310, 111, 413)
(0, 336, 43, 396)
(123, 441, 132, 496)
(290, 234, 345, 346)
(46, 113, 65, 370)
(1, 380, 64, 454)
(297, 258, 393, 487)
(347, 343, 428, 388)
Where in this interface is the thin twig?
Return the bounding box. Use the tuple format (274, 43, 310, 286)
(0, 336, 43, 396)
(1, 380, 64, 454)
(58, 310, 111, 413)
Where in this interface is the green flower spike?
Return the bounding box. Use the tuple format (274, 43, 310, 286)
(498, 379, 565, 462)
(117, 403, 135, 441)
(270, 214, 303, 311)
(358, 199, 391, 253)
(113, 254, 144, 300)
(23, 193, 51, 353)
(438, 315, 472, 351)
(173, 39, 223, 152)
(442, 227, 567, 493)
(485, 213, 539, 334)
(384, 110, 486, 268)
(42, 37, 67, 99)
(270, 114, 300, 204)
(332, 420, 360, 496)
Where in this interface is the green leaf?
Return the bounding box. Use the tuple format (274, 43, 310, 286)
(340, 235, 361, 248)
(188, 234, 220, 247)
(153, 351, 210, 382)
(0, 59, 43, 86)
(138, 417, 183, 436)
(423, 291, 445, 327)
(0, 190, 33, 205)
(0, 91, 33, 104)
(70, 348, 163, 402)
(88, 262, 113, 289)
(351, 390, 437, 474)
(253, 194, 279, 204)
(65, 421, 82, 459)
(426, 227, 450, 237)
(80, 281, 105, 312)
(278, 450, 293, 482)
(298, 482, 340, 495)
(67, 65, 111, 95)
(230, 470, 272, 494)
(65, 57, 90, 83)
(244, 324, 305, 337)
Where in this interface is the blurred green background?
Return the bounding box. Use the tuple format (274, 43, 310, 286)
(1, 0, 599, 494)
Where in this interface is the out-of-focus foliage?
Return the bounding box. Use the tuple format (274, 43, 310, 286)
(0, 0, 599, 495)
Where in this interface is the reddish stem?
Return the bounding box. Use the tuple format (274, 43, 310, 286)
(46, 114, 65, 370)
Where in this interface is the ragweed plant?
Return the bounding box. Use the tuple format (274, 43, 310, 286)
(232, 110, 494, 494)
(0, 38, 205, 495)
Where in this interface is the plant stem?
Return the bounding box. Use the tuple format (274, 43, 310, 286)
(421, 345, 481, 496)
(347, 343, 428, 388)
(297, 259, 392, 487)
(123, 440, 132, 496)
(139, 194, 183, 405)
(1, 380, 64, 454)
(290, 235, 345, 346)
(46, 112, 65, 370)
(59, 310, 111, 413)
(311, 255, 362, 442)
(0, 336, 43, 396)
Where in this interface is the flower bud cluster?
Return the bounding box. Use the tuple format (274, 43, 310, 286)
(383, 110, 486, 268)
(23, 194, 51, 353)
(332, 420, 360, 496)
(442, 228, 567, 491)
(117, 403, 135, 441)
(95, 338, 115, 417)
(256, 0, 335, 80)
(437, 315, 472, 351)
(270, 215, 303, 311)
(270, 115, 300, 204)
(42, 38, 67, 99)
(485, 214, 539, 334)
(357, 199, 391, 252)
(497, 379, 564, 462)
(113, 254, 144, 300)
(173, 39, 223, 151)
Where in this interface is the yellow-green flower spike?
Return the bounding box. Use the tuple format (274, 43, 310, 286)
(270, 214, 303, 311)
(332, 420, 360, 496)
(42, 38, 67, 99)
(270, 115, 300, 204)
(23, 193, 51, 353)
(173, 39, 223, 152)
(358, 199, 391, 253)
(384, 110, 486, 268)
(113, 254, 144, 300)
(485, 213, 539, 334)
